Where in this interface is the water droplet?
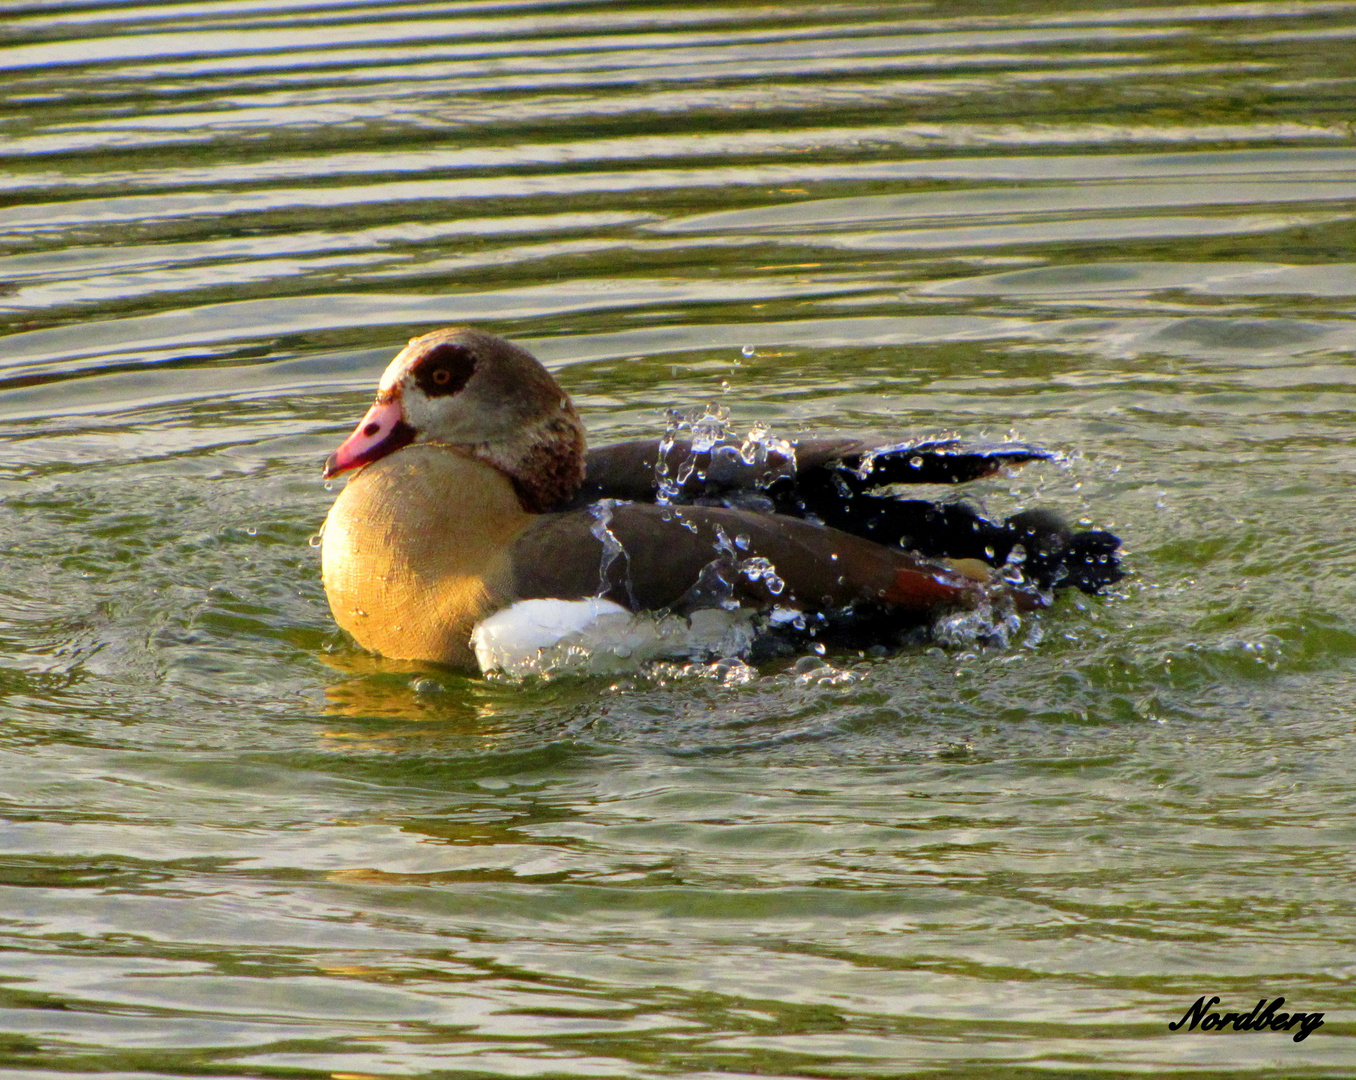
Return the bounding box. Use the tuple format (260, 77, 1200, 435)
(307, 534, 322, 548)
(792, 655, 826, 677)
(323, 480, 335, 492)
(910, 455, 924, 468)
(246, 526, 258, 537)
(741, 345, 756, 358)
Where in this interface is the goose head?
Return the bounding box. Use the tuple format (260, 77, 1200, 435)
(323, 327, 587, 512)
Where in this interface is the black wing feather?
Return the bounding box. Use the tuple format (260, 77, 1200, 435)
(574, 435, 1123, 594)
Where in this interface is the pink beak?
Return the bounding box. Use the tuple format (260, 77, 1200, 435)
(323, 398, 416, 479)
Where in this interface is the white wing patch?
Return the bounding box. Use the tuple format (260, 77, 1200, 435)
(471, 598, 755, 677)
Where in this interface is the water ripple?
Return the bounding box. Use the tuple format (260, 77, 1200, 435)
(4, 0, 1356, 1075)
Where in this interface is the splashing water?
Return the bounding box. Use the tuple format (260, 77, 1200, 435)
(791, 655, 859, 686)
(710, 526, 787, 599)
(683, 405, 729, 483)
(653, 417, 679, 504)
(654, 408, 798, 504)
(643, 658, 759, 687)
(652, 404, 730, 503)
(739, 557, 786, 597)
(933, 601, 1024, 650)
(740, 424, 769, 465)
(1000, 544, 1033, 587)
(587, 499, 631, 602)
(736, 422, 796, 477)
(713, 525, 738, 561)
(653, 406, 710, 504)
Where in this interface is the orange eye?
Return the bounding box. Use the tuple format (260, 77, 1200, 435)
(432, 368, 451, 385)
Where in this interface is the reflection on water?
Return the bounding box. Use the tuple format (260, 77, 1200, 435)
(3, 0, 1356, 1076)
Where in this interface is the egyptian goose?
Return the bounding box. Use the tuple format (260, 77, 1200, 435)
(320, 328, 1122, 672)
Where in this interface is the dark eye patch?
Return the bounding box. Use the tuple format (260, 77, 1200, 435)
(412, 343, 477, 397)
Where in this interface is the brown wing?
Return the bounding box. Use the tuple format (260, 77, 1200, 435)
(507, 501, 993, 617)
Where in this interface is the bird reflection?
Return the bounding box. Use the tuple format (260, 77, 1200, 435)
(313, 645, 594, 753)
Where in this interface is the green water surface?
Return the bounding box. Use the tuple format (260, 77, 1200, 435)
(2, 1, 1356, 1076)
